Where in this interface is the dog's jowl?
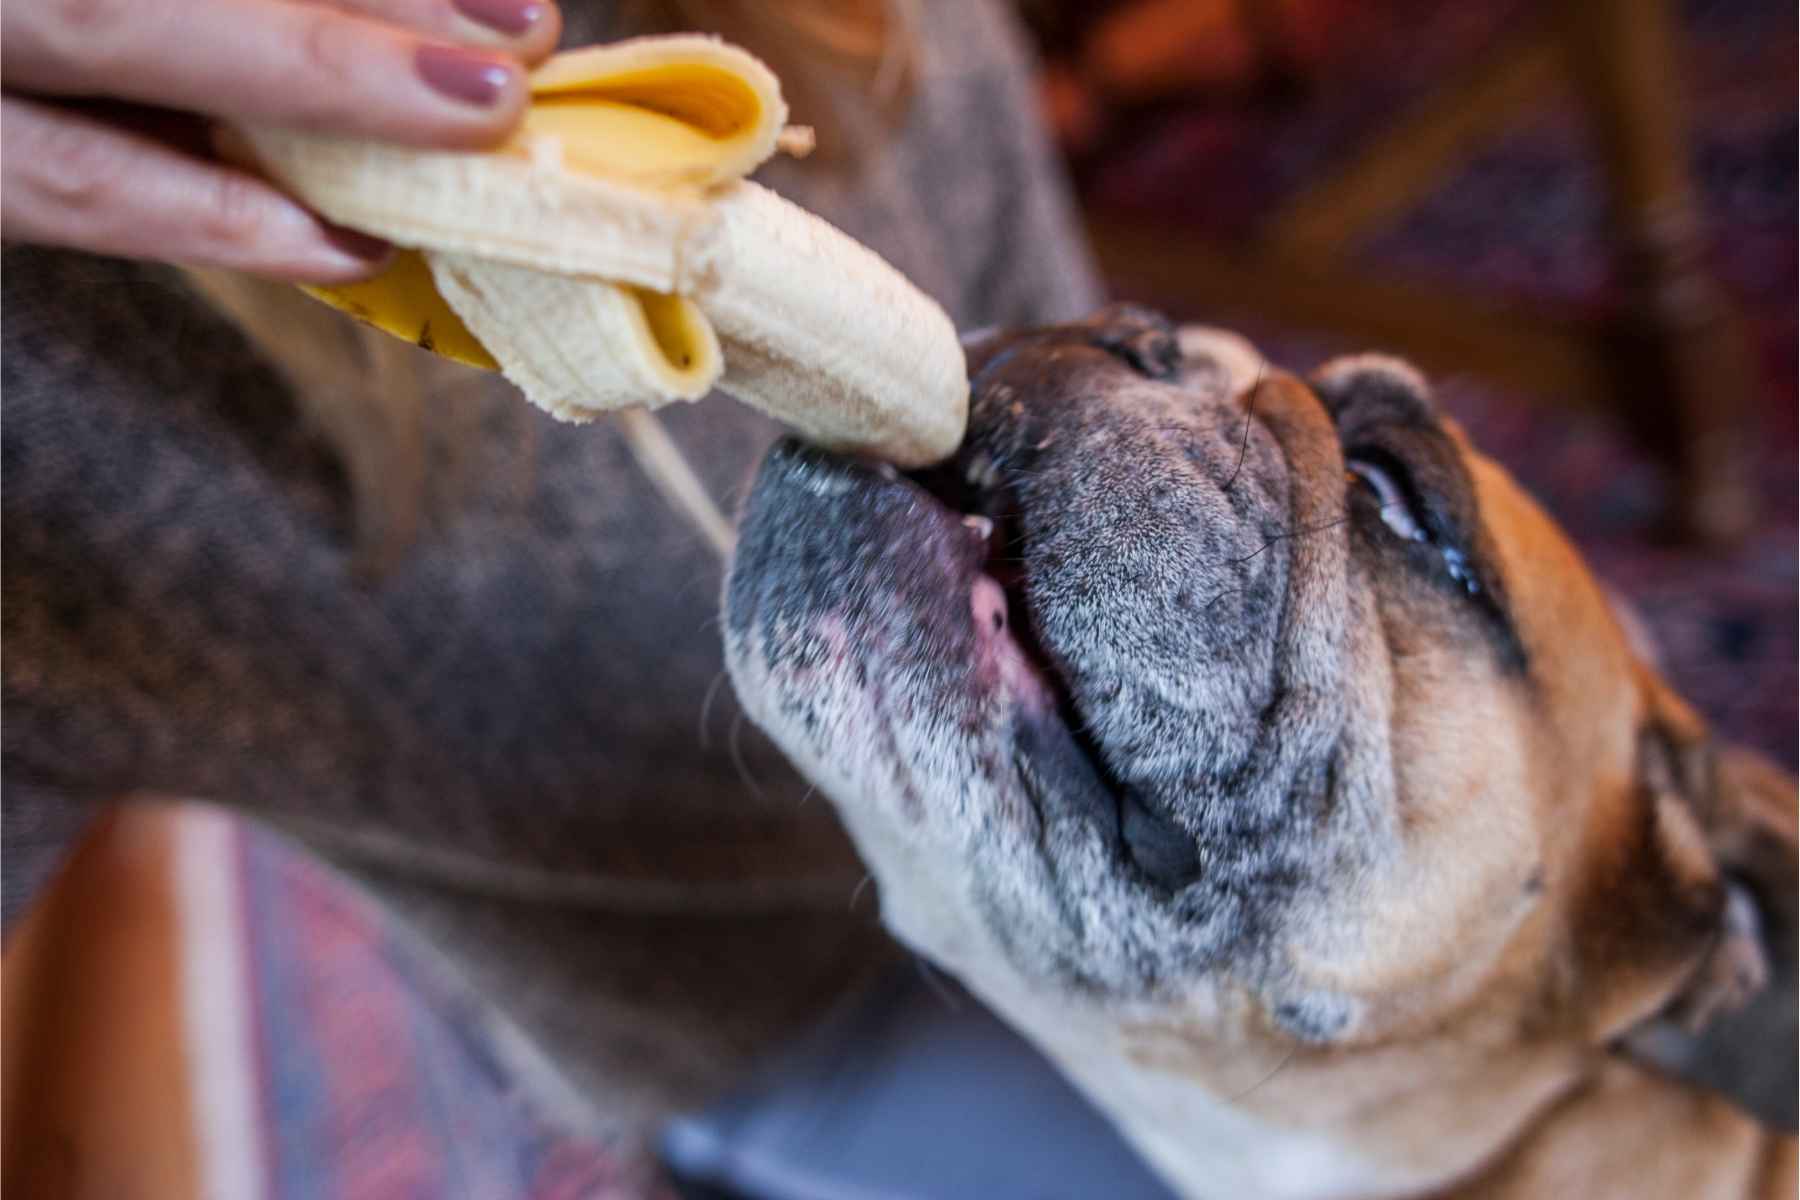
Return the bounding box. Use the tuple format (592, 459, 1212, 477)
(724, 306, 1798, 1200)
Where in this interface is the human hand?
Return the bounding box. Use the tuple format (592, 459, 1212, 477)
(2, 0, 561, 282)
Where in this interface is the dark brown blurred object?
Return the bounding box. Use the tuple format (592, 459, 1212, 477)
(1079, 0, 1755, 543)
(1036, 0, 1358, 152)
(2, 807, 200, 1200)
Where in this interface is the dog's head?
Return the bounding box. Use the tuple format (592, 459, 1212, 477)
(723, 307, 1795, 1195)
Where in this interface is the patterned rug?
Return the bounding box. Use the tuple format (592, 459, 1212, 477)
(235, 825, 650, 1199)
(235, 2, 1794, 1195)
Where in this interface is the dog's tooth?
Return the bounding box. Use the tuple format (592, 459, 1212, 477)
(962, 514, 995, 541)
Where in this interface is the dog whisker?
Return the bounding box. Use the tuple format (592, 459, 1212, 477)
(728, 711, 769, 803)
(913, 954, 964, 1011)
(1200, 585, 1246, 611)
(698, 669, 728, 752)
(1221, 510, 1355, 567)
(1219, 360, 1266, 495)
(671, 567, 721, 606)
(1225, 1045, 1299, 1103)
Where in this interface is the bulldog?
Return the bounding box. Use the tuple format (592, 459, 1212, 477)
(722, 306, 1798, 1199)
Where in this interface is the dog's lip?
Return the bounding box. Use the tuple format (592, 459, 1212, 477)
(891, 443, 1115, 753)
(866, 449, 1140, 865)
(867, 458, 1066, 713)
(763, 434, 1080, 727)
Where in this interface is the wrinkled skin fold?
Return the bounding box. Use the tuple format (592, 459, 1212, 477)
(723, 307, 1797, 1200)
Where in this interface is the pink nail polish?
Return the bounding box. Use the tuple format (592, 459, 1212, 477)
(322, 225, 393, 264)
(453, 0, 547, 36)
(416, 45, 514, 107)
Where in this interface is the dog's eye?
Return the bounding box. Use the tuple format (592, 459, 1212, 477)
(1346, 454, 1427, 542)
(1346, 451, 1483, 597)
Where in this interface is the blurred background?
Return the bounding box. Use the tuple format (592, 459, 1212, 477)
(4, 0, 1793, 1196)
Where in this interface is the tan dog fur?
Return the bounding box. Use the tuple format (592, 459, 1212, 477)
(1108, 425, 1796, 1198)
(725, 325, 1798, 1200)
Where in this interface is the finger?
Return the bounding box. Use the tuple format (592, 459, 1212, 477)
(2, 95, 394, 284)
(3, 0, 529, 150)
(318, 0, 561, 64)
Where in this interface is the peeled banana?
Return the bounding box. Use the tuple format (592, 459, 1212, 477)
(240, 35, 967, 467)
(428, 252, 721, 420)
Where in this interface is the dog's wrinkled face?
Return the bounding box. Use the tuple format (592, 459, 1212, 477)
(723, 307, 1790, 1193)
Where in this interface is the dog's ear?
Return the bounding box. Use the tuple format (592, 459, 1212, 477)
(1615, 692, 1798, 1127)
(1706, 745, 1798, 968)
(1684, 744, 1797, 1021)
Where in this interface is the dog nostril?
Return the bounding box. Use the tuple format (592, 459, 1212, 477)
(1086, 307, 1182, 379)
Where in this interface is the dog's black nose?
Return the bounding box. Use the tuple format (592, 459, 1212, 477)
(962, 304, 1183, 390)
(1079, 302, 1182, 380)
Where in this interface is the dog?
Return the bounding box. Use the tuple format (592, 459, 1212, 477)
(722, 306, 1798, 1199)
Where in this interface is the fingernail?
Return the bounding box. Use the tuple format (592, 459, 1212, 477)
(416, 44, 515, 107)
(452, 0, 547, 36)
(313, 223, 397, 275)
(322, 224, 394, 265)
